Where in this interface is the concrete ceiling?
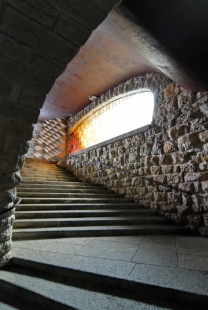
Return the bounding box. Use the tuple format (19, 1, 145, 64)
(39, 0, 208, 122)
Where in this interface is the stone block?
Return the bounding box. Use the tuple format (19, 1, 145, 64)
(54, 13, 90, 46)
(150, 166, 161, 175)
(140, 143, 151, 156)
(203, 143, 208, 154)
(153, 175, 167, 184)
(131, 177, 144, 187)
(176, 205, 191, 216)
(0, 33, 35, 64)
(172, 152, 189, 164)
(199, 227, 208, 236)
(167, 125, 189, 140)
(2, 7, 78, 66)
(185, 172, 208, 183)
(188, 215, 203, 229)
(161, 165, 173, 174)
(0, 77, 13, 100)
(173, 165, 180, 173)
(180, 163, 196, 173)
(202, 195, 208, 211)
(151, 156, 160, 165)
(18, 88, 46, 109)
(203, 213, 208, 226)
(128, 153, 138, 163)
(167, 192, 181, 204)
(167, 173, 183, 184)
(50, 0, 107, 29)
(0, 56, 54, 93)
(150, 202, 158, 210)
(190, 118, 208, 133)
(178, 183, 195, 193)
(163, 141, 177, 153)
(9, 0, 59, 28)
(0, 227, 12, 242)
(151, 142, 163, 155)
(160, 154, 173, 165)
(164, 83, 180, 99)
(200, 103, 208, 117)
(32, 56, 63, 78)
(199, 130, 208, 143)
(153, 192, 167, 202)
(177, 110, 192, 125)
(177, 133, 201, 152)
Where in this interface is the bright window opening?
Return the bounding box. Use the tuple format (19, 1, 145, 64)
(70, 91, 154, 153)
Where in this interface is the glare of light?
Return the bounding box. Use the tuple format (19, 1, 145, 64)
(74, 91, 154, 149)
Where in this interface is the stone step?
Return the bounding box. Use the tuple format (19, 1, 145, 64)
(22, 177, 78, 181)
(23, 163, 64, 167)
(17, 188, 114, 194)
(17, 203, 143, 211)
(18, 183, 103, 188)
(25, 158, 54, 163)
(22, 167, 65, 172)
(6, 248, 207, 309)
(15, 209, 156, 219)
(18, 192, 123, 198)
(21, 171, 73, 176)
(12, 225, 190, 240)
(20, 197, 134, 204)
(0, 267, 177, 310)
(21, 179, 82, 186)
(13, 216, 170, 228)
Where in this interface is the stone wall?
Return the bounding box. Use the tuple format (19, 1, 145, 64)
(0, 0, 122, 267)
(26, 119, 67, 162)
(0, 116, 32, 266)
(65, 73, 208, 236)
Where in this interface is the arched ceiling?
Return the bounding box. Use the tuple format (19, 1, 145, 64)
(39, 0, 208, 122)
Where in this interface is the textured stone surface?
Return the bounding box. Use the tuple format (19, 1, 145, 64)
(11, 236, 208, 307)
(65, 73, 208, 235)
(0, 116, 33, 267)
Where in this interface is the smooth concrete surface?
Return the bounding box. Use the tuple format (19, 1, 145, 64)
(12, 235, 208, 296)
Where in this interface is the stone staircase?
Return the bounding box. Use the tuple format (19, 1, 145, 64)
(13, 158, 189, 240)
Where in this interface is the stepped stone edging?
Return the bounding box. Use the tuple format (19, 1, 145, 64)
(65, 73, 208, 235)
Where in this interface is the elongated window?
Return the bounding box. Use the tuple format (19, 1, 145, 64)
(70, 90, 154, 153)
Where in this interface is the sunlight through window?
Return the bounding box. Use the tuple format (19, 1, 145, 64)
(70, 91, 154, 152)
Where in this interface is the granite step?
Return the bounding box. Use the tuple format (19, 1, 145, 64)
(22, 177, 78, 181)
(13, 216, 171, 228)
(20, 181, 97, 185)
(17, 203, 143, 211)
(4, 248, 206, 310)
(17, 188, 114, 193)
(22, 170, 72, 175)
(0, 267, 177, 310)
(12, 225, 189, 240)
(18, 183, 102, 189)
(22, 168, 66, 173)
(20, 197, 134, 204)
(18, 192, 124, 198)
(21, 178, 81, 186)
(15, 209, 156, 219)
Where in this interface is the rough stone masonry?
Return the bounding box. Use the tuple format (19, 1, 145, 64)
(65, 73, 208, 236)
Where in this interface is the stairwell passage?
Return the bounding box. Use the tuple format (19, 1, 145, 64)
(14, 158, 189, 240)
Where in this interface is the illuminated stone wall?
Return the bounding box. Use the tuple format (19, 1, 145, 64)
(68, 91, 153, 153)
(65, 73, 208, 236)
